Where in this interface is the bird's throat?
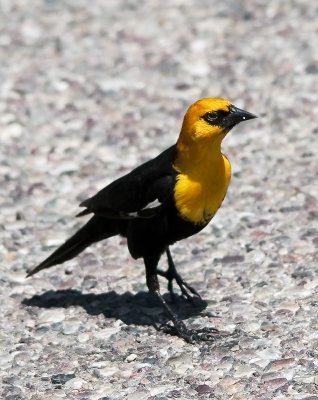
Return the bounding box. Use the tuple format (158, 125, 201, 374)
(173, 140, 231, 225)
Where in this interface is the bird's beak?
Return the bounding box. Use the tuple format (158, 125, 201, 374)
(221, 105, 257, 129)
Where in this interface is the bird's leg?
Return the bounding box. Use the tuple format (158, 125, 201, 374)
(157, 247, 201, 302)
(144, 253, 218, 343)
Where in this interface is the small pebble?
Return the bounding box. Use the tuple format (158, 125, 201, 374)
(64, 377, 86, 390)
(51, 374, 76, 386)
(125, 354, 137, 362)
(62, 319, 81, 335)
(196, 384, 213, 395)
(38, 310, 66, 325)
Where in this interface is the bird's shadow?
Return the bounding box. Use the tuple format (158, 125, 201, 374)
(22, 289, 208, 328)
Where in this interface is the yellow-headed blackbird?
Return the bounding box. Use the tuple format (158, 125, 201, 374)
(27, 98, 256, 342)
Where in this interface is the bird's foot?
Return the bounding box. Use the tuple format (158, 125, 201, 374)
(157, 269, 201, 303)
(161, 320, 220, 343)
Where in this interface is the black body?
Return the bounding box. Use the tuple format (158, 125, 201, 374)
(28, 145, 205, 277)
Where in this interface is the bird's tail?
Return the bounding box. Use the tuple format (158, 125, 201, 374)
(27, 216, 120, 277)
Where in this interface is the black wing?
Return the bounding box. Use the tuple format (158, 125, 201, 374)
(77, 145, 177, 219)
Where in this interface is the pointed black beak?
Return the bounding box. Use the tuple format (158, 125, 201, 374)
(221, 105, 257, 129)
(230, 105, 257, 121)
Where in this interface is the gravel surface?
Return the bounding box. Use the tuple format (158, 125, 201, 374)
(1, 0, 318, 399)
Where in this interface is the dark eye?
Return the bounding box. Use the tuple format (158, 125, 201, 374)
(202, 111, 219, 124)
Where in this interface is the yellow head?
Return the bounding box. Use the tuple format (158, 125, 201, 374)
(177, 98, 256, 156)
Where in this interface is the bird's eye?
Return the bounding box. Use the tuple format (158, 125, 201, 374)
(202, 111, 219, 124)
(206, 111, 218, 120)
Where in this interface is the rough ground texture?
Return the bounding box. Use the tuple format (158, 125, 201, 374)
(1, 0, 318, 399)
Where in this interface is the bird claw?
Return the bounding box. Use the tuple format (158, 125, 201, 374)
(178, 278, 201, 301)
(186, 326, 220, 342)
(160, 321, 220, 343)
(157, 268, 201, 303)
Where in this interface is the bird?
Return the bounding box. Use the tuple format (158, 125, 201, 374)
(27, 98, 257, 342)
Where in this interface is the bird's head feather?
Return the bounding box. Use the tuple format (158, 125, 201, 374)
(178, 97, 256, 145)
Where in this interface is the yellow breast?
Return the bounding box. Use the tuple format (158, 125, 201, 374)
(174, 155, 231, 224)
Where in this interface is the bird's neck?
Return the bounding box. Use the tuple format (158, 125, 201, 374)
(175, 135, 225, 172)
(173, 134, 232, 225)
